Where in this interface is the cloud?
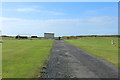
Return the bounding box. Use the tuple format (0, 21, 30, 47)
(31, 6, 43, 8)
(39, 10, 64, 15)
(0, 17, 22, 21)
(81, 6, 117, 17)
(16, 8, 38, 12)
(1, 16, 117, 36)
(16, 7, 65, 15)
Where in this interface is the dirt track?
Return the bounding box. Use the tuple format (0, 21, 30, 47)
(41, 40, 118, 78)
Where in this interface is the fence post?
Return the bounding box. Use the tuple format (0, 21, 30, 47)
(111, 40, 114, 45)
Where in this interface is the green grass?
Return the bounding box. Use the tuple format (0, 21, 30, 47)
(65, 37, 118, 67)
(2, 39, 53, 78)
(0, 43, 2, 79)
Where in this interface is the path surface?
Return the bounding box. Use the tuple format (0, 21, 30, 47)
(41, 40, 118, 78)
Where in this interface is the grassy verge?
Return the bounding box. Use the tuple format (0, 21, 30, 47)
(65, 37, 118, 67)
(3, 39, 53, 78)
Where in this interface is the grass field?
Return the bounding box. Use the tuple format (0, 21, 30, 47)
(65, 37, 119, 67)
(2, 39, 53, 78)
(0, 43, 2, 79)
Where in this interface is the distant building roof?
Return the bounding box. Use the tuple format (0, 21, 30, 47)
(44, 33, 54, 34)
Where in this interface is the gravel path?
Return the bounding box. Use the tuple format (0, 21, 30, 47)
(41, 40, 118, 78)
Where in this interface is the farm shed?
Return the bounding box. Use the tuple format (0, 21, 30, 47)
(44, 33, 54, 39)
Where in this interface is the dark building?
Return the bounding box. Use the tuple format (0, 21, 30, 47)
(31, 36, 38, 38)
(16, 35, 28, 39)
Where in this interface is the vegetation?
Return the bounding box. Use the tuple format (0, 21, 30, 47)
(2, 36, 119, 78)
(0, 43, 2, 79)
(2, 39, 53, 78)
(65, 37, 119, 67)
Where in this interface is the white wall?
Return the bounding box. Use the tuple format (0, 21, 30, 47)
(44, 33, 54, 39)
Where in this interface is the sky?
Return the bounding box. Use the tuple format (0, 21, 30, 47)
(1, 0, 119, 2)
(0, 2, 118, 37)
